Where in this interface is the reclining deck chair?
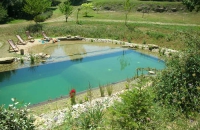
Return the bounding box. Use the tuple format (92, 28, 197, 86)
(42, 31, 52, 41)
(8, 39, 19, 52)
(25, 31, 35, 42)
(16, 35, 28, 45)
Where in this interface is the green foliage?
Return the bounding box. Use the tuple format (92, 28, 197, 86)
(30, 54, 35, 64)
(34, 15, 46, 23)
(59, 0, 73, 22)
(20, 58, 24, 64)
(110, 78, 153, 129)
(81, 3, 94, 17)
(146, 31, 165, 40)
(154, 33, 200, 117)
(106, 85, 113, 96)
(0, 3, 7, 23)
(34, 10, 53, 23)
(124, 0, 133, 26)
(99, 84, 105, 97)
(23, 0, 52, 18)
(86, 83, 93, 102)
(182, 0, 200, 12)
(76, 102, 105, 129)
(0, 98, 35, 130)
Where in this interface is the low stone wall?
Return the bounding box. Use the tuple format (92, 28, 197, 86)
(83, 38, 178, 56)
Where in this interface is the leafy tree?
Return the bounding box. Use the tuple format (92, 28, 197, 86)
(76, 7, 81, 24)
(81, 3, 93, 17)
(154, 33, 200, 117)
(124, 0, 133, 26)
(0, 3, 8, 23)
(182, 0, 200, 12)
(59, 0, 73, 22)
(2, 0, 25, 18)
(23, 0, 51, 21)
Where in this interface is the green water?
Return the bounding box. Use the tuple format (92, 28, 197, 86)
(0, 48, 165, 106)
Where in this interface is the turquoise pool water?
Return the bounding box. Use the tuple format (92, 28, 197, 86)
(0, 48, 165, 106)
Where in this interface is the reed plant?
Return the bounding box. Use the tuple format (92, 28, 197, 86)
(87, 83, 93, 102)
(106, 85, 113, 96)
(30, 54, 35, 64)
(99, 84, 105, 97)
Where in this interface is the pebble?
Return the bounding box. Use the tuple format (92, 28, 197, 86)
(34, 91, 125, 130)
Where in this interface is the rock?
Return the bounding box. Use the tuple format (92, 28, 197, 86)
(148, 71, 155, 75)
(148, 44, 159, 49)
(0, 57, 15, 64)
(171, 8, 177, 12)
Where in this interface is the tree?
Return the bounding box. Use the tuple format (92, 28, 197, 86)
(76, 7, 81, 24)
(124, 0, 133, 26)
(2, 0, 24, 18)
(81, 3, 93, 17)
(0, 3, 8, 23)
(59, 0, 73, 22)
(182, 0, 200, 12)
(23, 0, 51, 20)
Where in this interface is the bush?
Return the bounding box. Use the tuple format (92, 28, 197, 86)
(34, 10, 53, 23)
(110, 78, 153, 129)
(154, 33, 200, 117)
(75, 102, 105, 129)
(34, 15, 46, 23)
(0, 98, 35, 130)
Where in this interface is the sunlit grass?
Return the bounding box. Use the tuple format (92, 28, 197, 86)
(7, 19, 28, 24)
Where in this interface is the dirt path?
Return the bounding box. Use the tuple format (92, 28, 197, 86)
(45, 15, 200, 27)
(0, 15, 200, 28)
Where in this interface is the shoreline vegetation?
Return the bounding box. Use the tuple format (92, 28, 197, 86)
(0, 0, 200, 129)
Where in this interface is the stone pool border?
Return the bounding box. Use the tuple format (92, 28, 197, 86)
(82, 38, 178, 56)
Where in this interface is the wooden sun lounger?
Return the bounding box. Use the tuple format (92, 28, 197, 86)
(8, 39, 19, 52)
(42, 31, 52, 41)
(25, 31, 35, 42)
(16, 35, 28, 45)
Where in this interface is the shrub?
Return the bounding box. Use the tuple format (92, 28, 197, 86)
(0, 98, 35, 130)
(154, 33, 200, 117)
(34, 10, 53, 23)
(75, 101, 105, 129)
(110, 79, 153, 129)
(34, 15, 46, 23)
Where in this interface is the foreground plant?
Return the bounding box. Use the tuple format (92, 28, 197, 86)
(77, 101, 105, 129)
(0, 98, 35, 130)
(99, 84, 105, 97)
(154, 33, 200, 117)
(106, 85, 113, 96)
(69, 89, 76, 105)
(110, 78, 153, 129)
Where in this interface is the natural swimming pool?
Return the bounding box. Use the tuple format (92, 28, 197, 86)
(0, 43, 165, 106)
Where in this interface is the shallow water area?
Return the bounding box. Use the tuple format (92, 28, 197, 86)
(0, 41, 165, 106)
